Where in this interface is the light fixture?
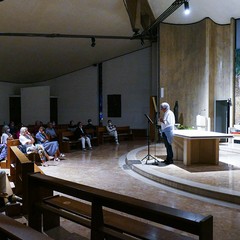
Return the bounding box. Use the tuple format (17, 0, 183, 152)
(91, 37, 96, 47)
(134, 0, 190, 40)
(184, 1, 190, 15)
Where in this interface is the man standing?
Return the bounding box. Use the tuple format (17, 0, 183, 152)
(159, 102, 175, 165)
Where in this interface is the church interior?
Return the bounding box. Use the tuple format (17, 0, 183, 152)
(0, 0, 240, 239)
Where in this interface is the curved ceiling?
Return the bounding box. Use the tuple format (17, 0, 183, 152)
(0, 0, 239, 83)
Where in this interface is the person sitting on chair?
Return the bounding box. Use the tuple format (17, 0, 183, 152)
(19, 127, 53, 167)
(85, 119, 96, 139)
(35, 126, 65, 162)
(68, 120, 77, 132)
(106, 120, 119, 144)
(0, 170, 13, 199)
(45, 122, 58, 141)
(0, 125, 13, 162)
(0, 170, 22, 209)
(74, 122, 92, 151)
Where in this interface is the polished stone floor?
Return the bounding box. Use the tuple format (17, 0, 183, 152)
(26, 140, 240, 239)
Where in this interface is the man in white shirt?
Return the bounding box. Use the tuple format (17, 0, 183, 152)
(159, 102, 175, 164)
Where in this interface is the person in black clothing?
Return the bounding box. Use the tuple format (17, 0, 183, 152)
(68, 120, 77, 132)
(74, 122, 92, 151)
(84, 119, 96, 138)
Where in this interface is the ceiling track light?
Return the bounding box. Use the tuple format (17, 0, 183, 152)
(91, 37, 96, 47)
(135, 0, 190, 40)
(184, 1, 190, 15)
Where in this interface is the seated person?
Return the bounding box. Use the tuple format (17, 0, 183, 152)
(0, 125, 13, 162)
(45, 122, 58, 141)
(74, 122, 92, 151)
(8, 121, 17, 138)
(68, 120, 77, 132)
(35, 126, 64, 161)
(0, 170, 13, 208)
(106, 120, 119, 144)
(16, 123, 24, 139)
(32, 120, 43, 136)
(19, 127, 53, 167)
(84, 119, 96, 138)
(0, 170, 22, 209)
(0, 170, 13, 198)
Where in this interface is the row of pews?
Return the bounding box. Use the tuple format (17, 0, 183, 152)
(0, 138, 213, 239)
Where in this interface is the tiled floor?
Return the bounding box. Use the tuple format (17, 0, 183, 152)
(31, 140, 240, 239)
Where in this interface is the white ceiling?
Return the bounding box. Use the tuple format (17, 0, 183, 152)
(0, 0, 239, 83)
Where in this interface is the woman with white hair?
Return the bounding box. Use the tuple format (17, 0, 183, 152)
(19, 127, 53, 167)
(159, 102, 175, 165)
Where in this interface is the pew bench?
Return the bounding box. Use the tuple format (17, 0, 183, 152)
(59, 130, 81, 153)
(40, 195, 194, 240)
(97, 126, 133, 144)
(10, 146, 44, 214)
(59, 129, 99, 153)
(0, 213, 52, 240)
(28, 173, 213, 240)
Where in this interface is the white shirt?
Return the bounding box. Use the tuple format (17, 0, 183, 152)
(1, 133, 10, 145)
(160, 109, 175, 131)
(19, 135, 34, 149)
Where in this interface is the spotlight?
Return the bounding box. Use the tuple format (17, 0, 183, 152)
(91, 37, 96, 47)
(184, 1, 190, 15)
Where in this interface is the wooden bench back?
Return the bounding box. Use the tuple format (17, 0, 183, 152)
(8, 143, 44, 214)
(6, 139, 21, 169)
(28, 173, 213, 240)
(0, 213, 53, 240)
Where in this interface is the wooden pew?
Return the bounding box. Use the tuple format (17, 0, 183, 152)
(58, 130, 81, 153)
(1, 139, 44, 215)
(0, 213, 52, 240)
(28, 173, 213, 240)
(10, 146, 43, 214)
(58, 129, 99, 153)
(97, 126, 133, 144)
(117, 126, 133, 140)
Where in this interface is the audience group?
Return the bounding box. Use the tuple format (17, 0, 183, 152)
(0, 121, 64, 167)
(0, 118, 120, 165)
(0, 118, 121, 209)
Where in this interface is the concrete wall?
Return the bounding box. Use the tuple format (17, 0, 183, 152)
(0, 47, 153, 129)
(159, 18, 234, 129)
(0, 19, 236, 130)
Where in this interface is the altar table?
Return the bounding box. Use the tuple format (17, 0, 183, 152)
(172, 130, 233, 165)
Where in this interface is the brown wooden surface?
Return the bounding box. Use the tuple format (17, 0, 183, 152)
(44, 195, 193, 240)
(7, 139, 20, 169)
(28, 173, 213, 240)
(9, 146, 43, 213)
(173, 136, 219, 165)
(0, 213, 53, 240)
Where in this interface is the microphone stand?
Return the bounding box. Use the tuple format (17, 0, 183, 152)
(141, 114, 158, 164)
